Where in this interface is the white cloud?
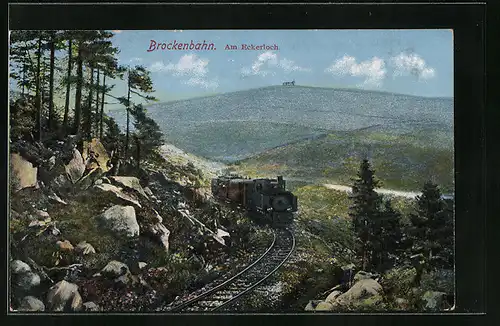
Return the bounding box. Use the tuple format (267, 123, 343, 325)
(390, 52, 436, 80)
(279, 58, 312, 73)
(241, 51, 311, 77)
(325, 55, 386, 87)
(150, 54, 219, 89)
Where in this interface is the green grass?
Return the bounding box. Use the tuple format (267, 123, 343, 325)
(17, 189, 128, 270)
(235, 129, 454, 193)
(161, 121, 327, 162)
(294, 185, 352, 219)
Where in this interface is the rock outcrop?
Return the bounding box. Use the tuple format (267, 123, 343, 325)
(98, 205, 140, 238)
(82, 301, 100, 312)
(16, 272, 41, 292)
(94, 183, 142, 208)
(421, 291, 448, 311)
(99, 261, 130, 279)
(82, 138, 111, 173)
(305, 300, 322, 311)
(11, 260, 41, 294)
(18, 296, 45, 312)
(56, 240, 75, 252)
(335, 278, 383, 307)
(306, 271, 385, 311)
(65, 149, 86, 184)
(75, 241, 96, 255)
(110, 176, 148, 199)
(46, 280, 83, 312)
(11, 260, 32, 275)
(325, 290, 342, 304)
(11, 153, 38, 191)
(315, 301, 335, 311)
(145, 209, 170, 252)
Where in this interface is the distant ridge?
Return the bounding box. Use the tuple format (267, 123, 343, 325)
(146, 85, 453, 108)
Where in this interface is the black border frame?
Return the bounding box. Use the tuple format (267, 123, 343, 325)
(4, 2, 493, 325)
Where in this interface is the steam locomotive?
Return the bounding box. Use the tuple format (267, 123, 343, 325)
(211, 175, 298, 226)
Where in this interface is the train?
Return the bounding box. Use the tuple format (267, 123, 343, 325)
(211, 174, 298, 226)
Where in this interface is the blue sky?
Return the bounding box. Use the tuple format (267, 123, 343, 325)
(109, 29, 453, 105)
(8, 29, 453, 110)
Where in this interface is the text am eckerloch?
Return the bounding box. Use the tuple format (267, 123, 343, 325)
(225, 44, 279, 50)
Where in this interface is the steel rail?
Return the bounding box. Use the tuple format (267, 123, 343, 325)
(212, 228, 295, 311)
(169, 230, 277, 312)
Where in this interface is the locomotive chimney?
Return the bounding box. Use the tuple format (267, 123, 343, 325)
(277, 176, 285, 189)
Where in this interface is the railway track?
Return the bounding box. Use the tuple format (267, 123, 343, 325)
(168, 228, 295, 312)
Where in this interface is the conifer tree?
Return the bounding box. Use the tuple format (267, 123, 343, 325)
(10, 31, 40, 139)
(82, 31, 118, 139)
(71, 31, 102, 135)
(376, 199, 403, 269)
(96, 45, 120, 139)
(129, 104, 164, 169)
(73, 37, 84, 135)
(102, 115, 125, 174)
(409, 181, 454, 269)
(9, 31, 39, 97)
(349, 159, 383, 270)
(34, 35, 43, 141)
(119, 65, 157, 159)
(62, 34, 74, 133)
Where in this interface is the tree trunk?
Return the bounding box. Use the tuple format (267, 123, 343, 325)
(73, 41, 83, 135)
(86, 66, 94, 139)
(125, 70, 131, 159)
(95, 68, 100, 138)
(135, 136, 141, 171)
(99, 73, 106, 139)
(63, 38, 72, 133)
(21, 65, 26, 96)
(362, 246, 367, 271)
(48, 34, 56, 131)
(35, 37, 42, 142)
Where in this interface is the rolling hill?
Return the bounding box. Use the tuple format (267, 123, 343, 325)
(233, 127, 454, 193)
(109, 85, 454, 191)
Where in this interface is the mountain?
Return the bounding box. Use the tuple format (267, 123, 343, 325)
(233, 127, 454, 193)
(108, 85, 453, 164)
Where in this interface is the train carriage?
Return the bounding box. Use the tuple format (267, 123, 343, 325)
(211, 175, 297, 226)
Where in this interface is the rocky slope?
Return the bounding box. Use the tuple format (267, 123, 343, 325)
(9, 137, 269, 312)
(9, 137, 454, 313)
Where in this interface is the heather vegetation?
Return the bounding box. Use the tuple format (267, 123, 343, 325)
(8, 30, 261, 312)
(271, 160, 454, 312)
(9, 29, 453, 313)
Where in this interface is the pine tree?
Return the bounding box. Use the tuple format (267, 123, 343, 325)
(82, 31, 118, 139)
(103, 115, 124, 152)
(47, 31, 56, 131)
(96, 44, 120, 139)
(119, 65, 157, 159)
(10, 31, 50, 141)
(34, 35, 43, 141)
(377, 199, 403, 270)
(73, 37, 84, 135)
(9, 31, 39, 97)
(102, 115, 125, 175)
(129, 104, 164, 169)
(71, 31, 102, 135)
(349, 159, 383, 271)
(10, 31, 40, 139)
(62, 34, 74, 133)
(409, 181, 453, 269)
